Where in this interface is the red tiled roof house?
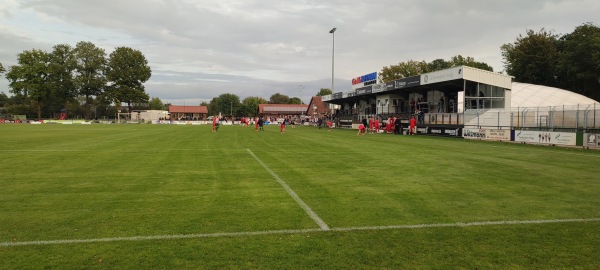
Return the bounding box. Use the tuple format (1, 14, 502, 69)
(168, 105, 208, 120)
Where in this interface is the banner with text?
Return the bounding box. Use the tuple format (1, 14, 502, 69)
(463, 128, 511, 141)
(514, 130, 577, 146)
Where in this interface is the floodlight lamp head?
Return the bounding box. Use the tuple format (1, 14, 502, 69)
(329, 28, 336, 33)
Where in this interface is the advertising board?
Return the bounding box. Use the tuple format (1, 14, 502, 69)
(463, 128, 510, 140)
(384, 76, 421, 91)
(514, 130, 577, 146)
(584, 133, 600, 147)
(421, 66, 463, 85)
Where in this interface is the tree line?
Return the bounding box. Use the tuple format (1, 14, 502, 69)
(501, 23, 600, 102)
(0, 40, 330, 119)
(1, 42, 151, 119)
(380, 23, 599, 102)
(0, 22, 597, 119)
(379, 55, 494, 82)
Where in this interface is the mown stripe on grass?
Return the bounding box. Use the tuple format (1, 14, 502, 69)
(2, 218, 597, 247)
(246, 148, 330, 230)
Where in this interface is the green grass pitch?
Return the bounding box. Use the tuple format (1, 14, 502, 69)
(1, 124, 599, 269)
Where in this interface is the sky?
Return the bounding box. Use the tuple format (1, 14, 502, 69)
(1, 0, 598, 105)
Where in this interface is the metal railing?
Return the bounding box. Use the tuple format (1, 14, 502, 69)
(334, 103, 600, 131)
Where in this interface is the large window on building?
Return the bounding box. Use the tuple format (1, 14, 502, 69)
(464, 81, 506, 110)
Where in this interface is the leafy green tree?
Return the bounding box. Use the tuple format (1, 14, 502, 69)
(6, 49, 51, 118)
(74, 41, 107, 119)
(448, 55, 493, 71)
(208, 93, 240, 116)
(269, 93, 290, 104)
(379, 60, 429, 82)
(288, 97, 303, 104)
(240, 96, 268, 116)
(557, 23, 600, 101)
(316, 88, 332, 96)
(0, 92, 9, 110)
(106, 47, 151, 113)
(501, 28, 559, 86)
(427, 59, 452, 71)
(48, 44, 77, 117)
(0, 62, 5, 111)
(149, 97, 165, 110)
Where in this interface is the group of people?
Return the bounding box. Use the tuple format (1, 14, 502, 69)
(357, 116, 404, 136)
(211, 114, 420, 136)
(211, 115, 307, 134)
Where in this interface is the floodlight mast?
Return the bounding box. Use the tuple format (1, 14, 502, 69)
(329, 27, 336, 95)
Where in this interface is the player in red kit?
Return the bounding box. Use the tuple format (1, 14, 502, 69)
(409, 116, 416, 135)
(280, 119, 286, 134)
(357, 123, 366, 135)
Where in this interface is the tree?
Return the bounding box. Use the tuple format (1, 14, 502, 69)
(316, 88, 332, 96)
(106, 47, 151, 113)
(149, 97, 165, 110)
(427, 58, 452, 71)
(0, 92, 9, 110)
(240, 96, 268, 116)
(448, 55, 493, 71)
(0, 62, 5, 73)
(379, 60, 429, 82)
(6, 49, 51, 118)
(288, 97, 303, 104)
(501, 28, 559, 87)
(74, 41, 107, 119)
(208, 93, 240, 116)
(269, 93, 290, 104)
(557, 23, 600, 101)
(48, 44, 77, 117)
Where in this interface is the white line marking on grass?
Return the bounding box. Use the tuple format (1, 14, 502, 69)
(2, 218, 597, 247)
(331, 218, 600, 232)
(0, 149, 230, 152)
(246, 148, 330, 230)
(0, 228, 325, 247)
